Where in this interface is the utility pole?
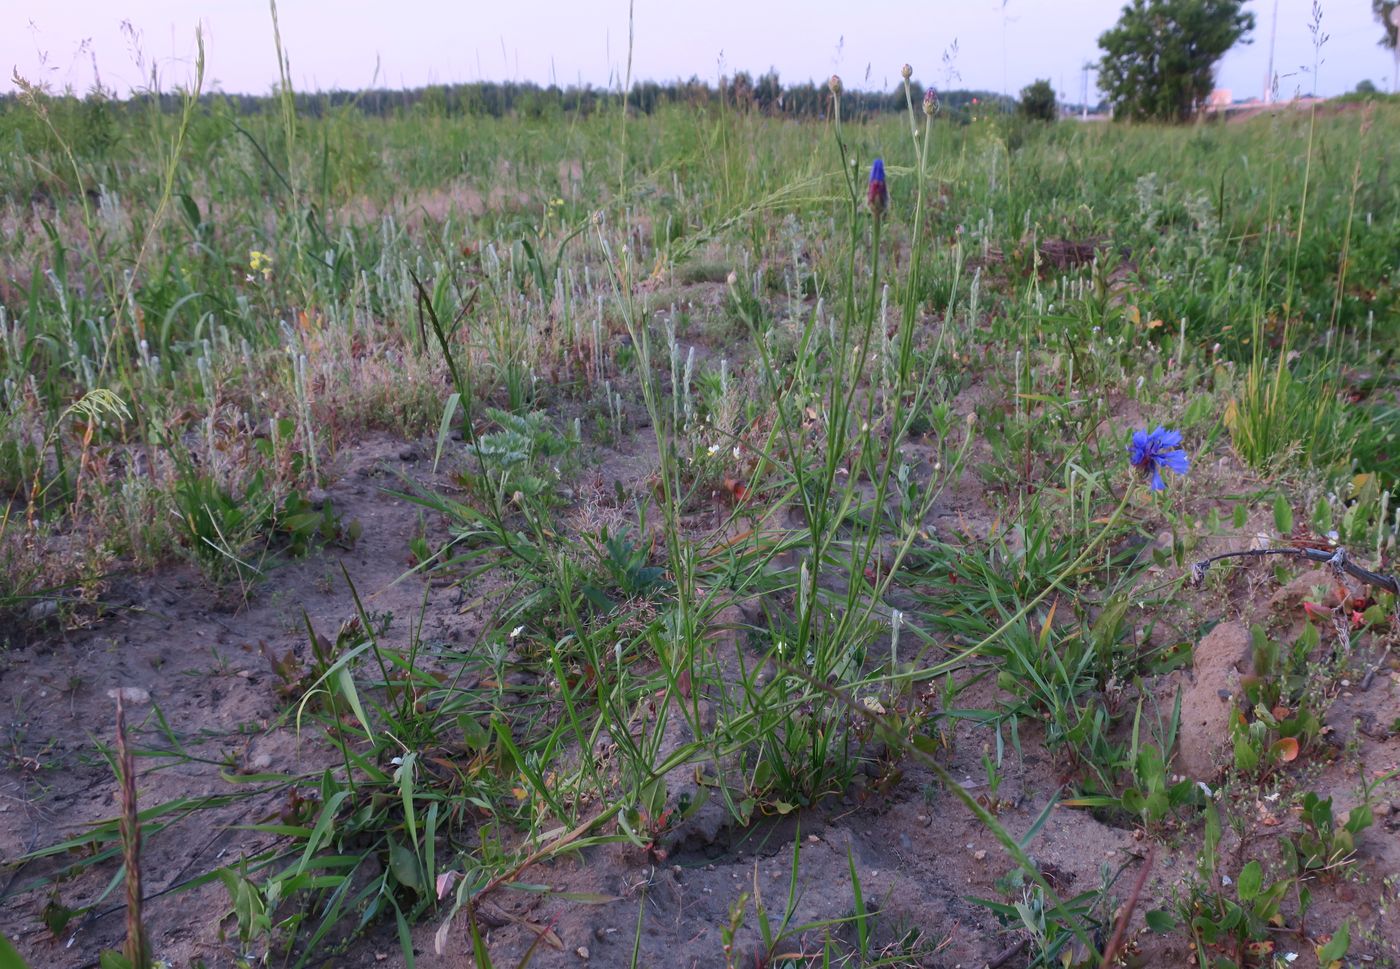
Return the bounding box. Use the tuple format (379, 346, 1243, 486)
(1001, 1, 1008, 103)
(1263, 0, 1278, 102)
(999, 0, 1016, 110)
(1081, 61, 1090, 118)
(1392, 6, 1400, 94)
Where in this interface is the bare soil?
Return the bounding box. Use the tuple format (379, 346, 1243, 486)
(3, 418, 1399, 968)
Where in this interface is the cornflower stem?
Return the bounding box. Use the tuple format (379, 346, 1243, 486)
(876, 482, 1141, 691)
(849, 91, 939, 622)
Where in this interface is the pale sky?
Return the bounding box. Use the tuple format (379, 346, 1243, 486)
(6, 1, 1398, 104)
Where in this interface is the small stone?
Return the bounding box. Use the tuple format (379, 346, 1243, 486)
(576, 946, 589, 959)
(1374, 801, 1392, 818)
(26, 600, 58, 623)
(251, 752, 273, 770)
(107, 686, 151, 705)
(973, 850, 986, 861)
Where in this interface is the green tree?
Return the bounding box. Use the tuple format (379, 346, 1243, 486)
(1376, 0, 1399, 50)
(1019, 79, 1058, 120)
(1097, 0, 1255, 122)
(1376, 0, 1399, 93)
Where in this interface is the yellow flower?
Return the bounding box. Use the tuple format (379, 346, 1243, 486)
(248, 250, 273, 279)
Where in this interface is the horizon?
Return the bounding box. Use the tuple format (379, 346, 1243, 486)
(7, 1, 1398, 105)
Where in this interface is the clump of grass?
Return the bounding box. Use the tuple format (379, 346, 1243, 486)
(1225, 355, 1357, 475)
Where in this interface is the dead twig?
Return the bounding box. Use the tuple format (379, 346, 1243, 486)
(1190, 545, 1399, 597)
(115, 696, 149, 969)
(1100, 845, 1154, 967)
(986, 938, 1028, 968)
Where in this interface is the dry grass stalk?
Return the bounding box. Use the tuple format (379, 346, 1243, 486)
(115, 696, 149, 969)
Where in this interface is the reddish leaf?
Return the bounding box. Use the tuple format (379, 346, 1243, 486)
(1271, 737, 1300, 763)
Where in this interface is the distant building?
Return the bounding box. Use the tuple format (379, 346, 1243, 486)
(1205, 89, 1233, 110)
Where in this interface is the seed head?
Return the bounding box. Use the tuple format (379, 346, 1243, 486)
(900, 64, 913, 81)
(828, 74, 843, 96)
(922, 87, 939, 116)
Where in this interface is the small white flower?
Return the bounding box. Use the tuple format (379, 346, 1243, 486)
(707, 444, 720, 456)
(732, 446, 741, 459)
(509, 625, 525, 640)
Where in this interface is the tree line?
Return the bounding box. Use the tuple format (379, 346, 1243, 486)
(0, 73, 1026, 126)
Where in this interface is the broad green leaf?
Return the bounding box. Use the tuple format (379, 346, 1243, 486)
(1316, 919, 1350, 965)
(0, 934, 33, 969)
(1145, 909, 1177, 933)
(1236, 860, 1262, 902)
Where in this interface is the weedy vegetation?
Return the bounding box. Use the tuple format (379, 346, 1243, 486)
(1, 12, 1399, 969)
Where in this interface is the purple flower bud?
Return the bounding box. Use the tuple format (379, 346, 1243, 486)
(867, 158, 888, 218)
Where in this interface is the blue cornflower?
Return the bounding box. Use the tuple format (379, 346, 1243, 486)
(867, 158, 888, 218)
(1128, 426, 1190, 491)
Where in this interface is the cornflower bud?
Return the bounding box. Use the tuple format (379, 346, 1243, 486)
(867, 158, 888, 219)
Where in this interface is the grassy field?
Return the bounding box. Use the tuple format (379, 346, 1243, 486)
(1, 65, 1398, 969)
